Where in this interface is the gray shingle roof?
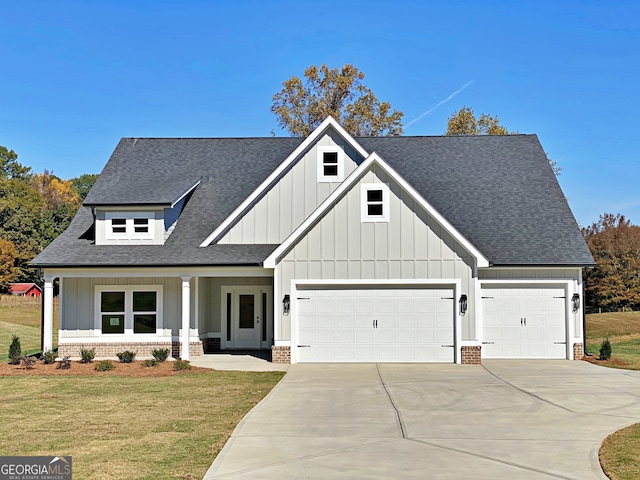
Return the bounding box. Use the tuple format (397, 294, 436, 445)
(32, 134, 594, 268)
(358, 135, 594, 266)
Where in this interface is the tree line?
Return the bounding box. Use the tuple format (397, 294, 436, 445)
(0, 145, 97, 290)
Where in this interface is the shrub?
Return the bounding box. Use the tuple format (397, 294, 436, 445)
(42, 351, 57, 365)
(599, 338, 612, 361)
(79, 347, 96, 364)
(173, 359, 191, 371)
(8, 335, 21, 365)
(57, 356, 71, 370)
(95, 360, 115, 372)
(21, 356, 36, 370)
(116, 350, 136, 363)
(142, 359, 159, 367)
(152, 348, 170, 363)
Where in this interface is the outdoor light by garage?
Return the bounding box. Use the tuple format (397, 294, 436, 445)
(283, 294, 290, 315)
(459, 294, 468, 315)
(571, 293, 580, 313)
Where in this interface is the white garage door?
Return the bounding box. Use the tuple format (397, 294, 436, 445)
(296, 287, 455, 363)
(482, 285, 566, 359)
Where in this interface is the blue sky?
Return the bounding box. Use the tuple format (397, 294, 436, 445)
(2, 0, 639, 227)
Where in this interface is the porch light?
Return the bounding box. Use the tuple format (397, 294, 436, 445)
(571, 293, 580, 313)
(459, 294, 468, 316)
(283, 294, 290, 316)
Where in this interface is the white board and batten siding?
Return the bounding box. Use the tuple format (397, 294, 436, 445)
(294, 286, 457, 363)
(218, 130, 364, 245)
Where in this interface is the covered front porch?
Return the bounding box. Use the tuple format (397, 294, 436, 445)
(41, 266, 275, 361)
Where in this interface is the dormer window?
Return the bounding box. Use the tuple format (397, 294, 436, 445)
(361, 184, 390, 222)
(317, 146, 344, 182)
(134, 218, 149, 233)
(111, 218, 126, 234)
(104, 212, 154, 240)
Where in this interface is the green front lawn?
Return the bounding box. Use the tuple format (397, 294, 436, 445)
(0, 371, 284, 480)
(600, 423, 640, 480)
(0, 300, 59, 361)
(585, 312, 640, 369)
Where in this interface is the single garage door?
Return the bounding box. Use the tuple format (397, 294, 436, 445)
(296, 286, 455, 363)
(482, 285, 566, 359)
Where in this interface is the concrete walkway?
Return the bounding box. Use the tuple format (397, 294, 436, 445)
(203, 361, 640, 479)
(190, 353, 289, 372)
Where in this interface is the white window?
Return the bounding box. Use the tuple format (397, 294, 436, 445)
(317, 146, 345, 182)
(361, 183, 390, 222)
(95, 286, 162, 335)
(105, 212, 154, 240)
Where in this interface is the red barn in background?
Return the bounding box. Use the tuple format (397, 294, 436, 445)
(8, 283, 42, 297)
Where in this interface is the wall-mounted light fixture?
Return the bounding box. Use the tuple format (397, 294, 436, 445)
(571, 293, 580, 313)
(459, 294, 468, 316)
(283, 294, 290, 316)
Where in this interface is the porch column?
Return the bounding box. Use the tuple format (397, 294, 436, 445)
(43, 275, 55, 352)
(181, 277, 191, 360)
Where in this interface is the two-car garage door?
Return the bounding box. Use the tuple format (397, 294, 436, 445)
(296, 286, 455, 363)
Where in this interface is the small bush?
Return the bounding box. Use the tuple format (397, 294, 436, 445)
(152, 348, 170, 363)
(57, 356, 71, 370)
(42, 351, 57, 365)
(142, 359, 159, 367)
(79, 347, 96, 364)
(116, 350, 136, 363)
(599, 338, 612, 361)
(8, 335, 21, 365)
(95, 360, 115, 372)
(21, 356, 36, 370)
(173, 359, 191, 371)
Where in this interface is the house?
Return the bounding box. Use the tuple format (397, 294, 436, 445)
(8, 283, 42, 297)
(31, 117, 595, 363)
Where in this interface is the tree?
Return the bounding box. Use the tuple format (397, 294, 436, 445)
(0, 146, 31, 180)
(70, 173, 99, 201)
(272, 64, 404, 137)
(0, 238, 17, 292)
(445, 106, 561, 175)
(31, 170, 81, 210)
(445, 106, 509, 135)
(582, 213, 640, 311)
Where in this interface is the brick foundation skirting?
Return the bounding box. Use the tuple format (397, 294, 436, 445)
(271, 345, 291, 364)
(461, 345, 482, 364)
(203, 338, 221, 353)
(59, 341, 203, 360)
(573, 342, 584, 360)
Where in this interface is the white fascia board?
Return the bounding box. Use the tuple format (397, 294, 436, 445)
(198, 116, 369, 247)
(172, 179, 201, 208)
(264, 152, 489, 268)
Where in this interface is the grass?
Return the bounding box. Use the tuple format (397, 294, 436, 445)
(585, 312, 640, 369)
(0, 371, 284, 480)
(0, 297, 59, 361)
(600, 423, 640, 480)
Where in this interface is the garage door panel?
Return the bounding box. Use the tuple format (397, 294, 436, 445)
(296, 287, 455, 363)
(482, 286, 567, 359)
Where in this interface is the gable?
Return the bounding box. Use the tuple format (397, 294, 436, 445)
(217, 127, 365, 245)
(279, 163, 476, 274)
(265, 153, 488, 271)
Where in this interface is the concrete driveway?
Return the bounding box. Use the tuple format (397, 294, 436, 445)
(204, 361, 640, 479)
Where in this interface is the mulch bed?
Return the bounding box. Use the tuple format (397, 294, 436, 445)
(583, 356, 631, 367)
(0, 360, 212, 377)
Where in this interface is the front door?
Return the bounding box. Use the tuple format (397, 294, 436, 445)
(234, 291, 261, 348)
(221, 287, 272, 349)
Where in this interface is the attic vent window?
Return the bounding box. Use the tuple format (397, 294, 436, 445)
(317, 146, 344, 182)
(361, 183, 390, 223)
